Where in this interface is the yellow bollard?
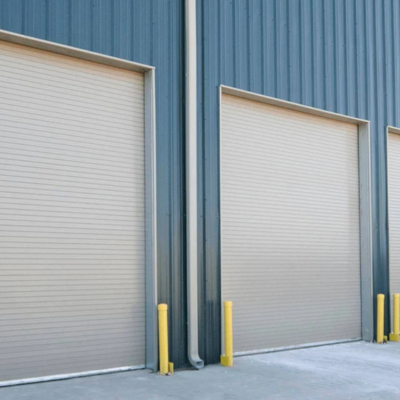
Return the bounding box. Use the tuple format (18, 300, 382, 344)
(221, 301, 233, 367)
(390, 294, 400, 342)
(377, 294, 385, 344)
(158, 304, 174, 375)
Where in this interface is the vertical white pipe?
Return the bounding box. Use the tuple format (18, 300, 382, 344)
(185, 0, 204, 369)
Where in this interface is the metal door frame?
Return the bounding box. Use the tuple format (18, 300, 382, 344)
(0, 29, 158, 386)
(218, 85, 373, 356)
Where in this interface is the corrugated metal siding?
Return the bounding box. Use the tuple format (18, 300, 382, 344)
(0, 0, 188, 368)
(198, 0, 397, 362)
(0, 0, 398, 366)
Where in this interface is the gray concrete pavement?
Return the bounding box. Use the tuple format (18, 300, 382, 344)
(2, 341, 400, 400)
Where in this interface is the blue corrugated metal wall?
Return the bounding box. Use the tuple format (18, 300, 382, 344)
(0, 0, 189, 368)
(197, 0, 397, 363)
(0, 0, 398, 367)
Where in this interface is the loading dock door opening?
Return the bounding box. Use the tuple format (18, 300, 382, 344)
(0, 40, 146, 382)
(220, 93, 361, 354)
(388, 130, 400, 331)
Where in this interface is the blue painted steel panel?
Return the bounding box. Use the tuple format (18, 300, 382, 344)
(197, 0, 398, 363)
(0, 0, 399, 366)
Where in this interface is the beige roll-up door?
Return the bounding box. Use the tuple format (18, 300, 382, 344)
(220, 93, 361, 354)
(0, 40, 146, 382)
(388, 131, 400, 322)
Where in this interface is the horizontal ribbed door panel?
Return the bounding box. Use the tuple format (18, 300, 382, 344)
(220, 94, 361, 353)
(0, 41, 146, 382)
(388, 133, 400, 318)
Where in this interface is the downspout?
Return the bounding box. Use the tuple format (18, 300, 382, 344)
(185, 0, 204, 369)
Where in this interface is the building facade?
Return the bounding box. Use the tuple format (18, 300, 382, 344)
(0, 0, 398, 384)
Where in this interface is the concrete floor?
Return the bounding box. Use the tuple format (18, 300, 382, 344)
(2, 341, 400, 400)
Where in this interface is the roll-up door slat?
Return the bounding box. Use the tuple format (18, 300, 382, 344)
(0, 41, 146, 382)
(220, 94, 361, 353)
